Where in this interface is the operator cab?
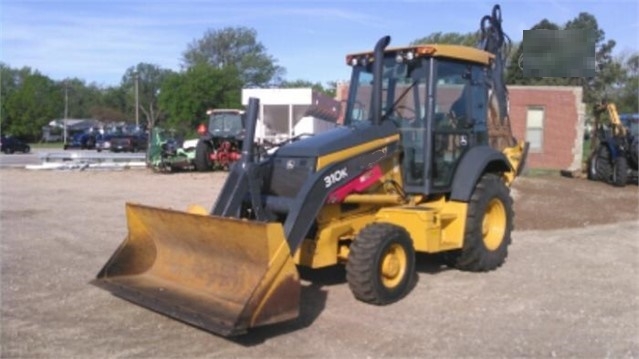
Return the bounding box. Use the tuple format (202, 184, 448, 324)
(203, 109, 245, 138)
(343, 45, 494, 195)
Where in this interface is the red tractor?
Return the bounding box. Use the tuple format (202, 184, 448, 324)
(194, 109, 245, 171)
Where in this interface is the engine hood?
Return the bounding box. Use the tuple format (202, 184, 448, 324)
(274, 120, 399, 160)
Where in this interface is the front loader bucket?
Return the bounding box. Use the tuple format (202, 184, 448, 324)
(92, 202, 300, 337)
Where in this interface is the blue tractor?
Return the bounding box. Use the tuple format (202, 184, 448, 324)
(588, 102, 638, 187)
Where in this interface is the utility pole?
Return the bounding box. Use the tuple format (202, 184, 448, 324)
(134, 72, 140, 128)
(64, 81, 69, 144)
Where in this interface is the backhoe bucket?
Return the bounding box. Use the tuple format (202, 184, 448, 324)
(92, 202, 300, 337)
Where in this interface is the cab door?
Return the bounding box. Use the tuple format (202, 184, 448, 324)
(430, 60, 487, 191)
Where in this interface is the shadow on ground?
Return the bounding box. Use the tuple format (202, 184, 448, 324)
(230, 255, 451, 346)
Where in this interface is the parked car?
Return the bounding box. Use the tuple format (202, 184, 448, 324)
(1, 135, 31, 154)
(63, 130, 98, 150)
(95, 133, 114, 152)
(109, 132, 149, 153)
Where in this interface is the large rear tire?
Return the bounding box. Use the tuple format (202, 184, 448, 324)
(612, 156, 628, 187)
(444, 173, 513, 272)
(346, 223, 416, 305)
(595, 145, 613, 183)
(194, 140, 212, 172)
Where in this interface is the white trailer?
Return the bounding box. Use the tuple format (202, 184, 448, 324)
(241, 88, 341, 144)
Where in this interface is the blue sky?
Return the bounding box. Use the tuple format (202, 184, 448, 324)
(2, 0, 638, 88)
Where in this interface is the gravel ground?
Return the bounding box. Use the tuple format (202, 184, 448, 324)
(1, 168, 637, 358)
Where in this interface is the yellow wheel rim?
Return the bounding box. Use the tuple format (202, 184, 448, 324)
(380, 243, 407, 289)
(482, 198, 507, 251)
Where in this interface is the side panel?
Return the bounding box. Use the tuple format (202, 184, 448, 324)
(450, 145, 512, 202)
(296, 196, 470, 267)
(282, 141, 401, 254)
(294, 209, 377, 268)
(375, 201, 468, 253)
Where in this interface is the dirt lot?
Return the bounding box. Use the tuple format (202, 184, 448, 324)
(1, 168, 638, 358)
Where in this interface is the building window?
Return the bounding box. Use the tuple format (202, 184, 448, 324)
(526, 106, 545, 151)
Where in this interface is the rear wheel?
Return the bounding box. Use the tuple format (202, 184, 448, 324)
(612, 156, 628, 187)
(595, 145, 613, 182)
(444, 173, 513, 272)
(23, 145, 30, 154)
(194, 140, 212, 172)
(346, 223, 416, 305)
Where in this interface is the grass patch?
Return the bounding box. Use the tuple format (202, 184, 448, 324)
(29, 142, 64, 149)
(583, 139, 592, 158)
(522, 168, 563, 177)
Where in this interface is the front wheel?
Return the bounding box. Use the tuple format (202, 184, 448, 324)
(444, 173, 514, 272)
(346, 223, 416, 305)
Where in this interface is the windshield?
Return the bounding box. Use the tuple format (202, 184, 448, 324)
(344, 57, 427, 125)
(209, 112, 243, 134)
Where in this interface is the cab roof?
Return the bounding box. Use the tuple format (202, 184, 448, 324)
(346, 44, 494, 66)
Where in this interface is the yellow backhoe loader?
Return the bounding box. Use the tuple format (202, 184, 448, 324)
(93, 4, 528, 337)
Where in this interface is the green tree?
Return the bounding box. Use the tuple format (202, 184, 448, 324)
(158, 63, 242, 131)
(506, 13, 623, 106)
(121, 63, 173, 129)
(60, 78, 104, 119)
(280, 79, 337, 98)
(566, 12, 621, 104)
(0, 63, 19, 135)
(410, 31, 481, 47)
(3, 67, 61, 140)
(613, 53, 639, 113)
(506, 19, 561, 85)
(182, 26, 285, 87)
(90, 86, 129, 122)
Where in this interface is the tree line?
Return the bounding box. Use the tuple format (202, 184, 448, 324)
(1, 12, 637, 142)
(0, 26, 337, 141)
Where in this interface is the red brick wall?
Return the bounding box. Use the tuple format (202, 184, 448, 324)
(508, 86, 582, 170)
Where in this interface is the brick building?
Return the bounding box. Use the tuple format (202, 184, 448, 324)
(335, 84, 585, 170)
(508, 86, 586, 171)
